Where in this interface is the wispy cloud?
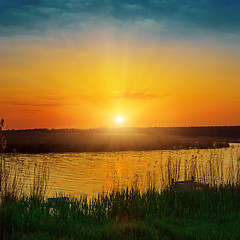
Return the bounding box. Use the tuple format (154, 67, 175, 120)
(0, 89, 87, 107)
(0, 88, 164, 110)
(110, 91, 164, 100)
(0, 0, 240, 36)
(8, 102, 61, 107)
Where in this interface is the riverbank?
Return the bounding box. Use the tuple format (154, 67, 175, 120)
(1, 186, 240, 239)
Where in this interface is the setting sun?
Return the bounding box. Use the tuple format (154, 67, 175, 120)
(1, 1, 240, 238)
(116, 116, 124, 125)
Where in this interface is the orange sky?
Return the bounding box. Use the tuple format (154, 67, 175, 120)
(1, 2, 240, 129)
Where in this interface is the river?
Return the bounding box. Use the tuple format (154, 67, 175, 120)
(3, 143, 240, 198)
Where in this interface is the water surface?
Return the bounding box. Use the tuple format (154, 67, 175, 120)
(4, 143, 240, 198)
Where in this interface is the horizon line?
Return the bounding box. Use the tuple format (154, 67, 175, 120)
(3, 125, 240, 131)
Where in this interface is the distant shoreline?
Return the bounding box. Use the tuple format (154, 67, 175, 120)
(3, 126, 238, 153)
(3, 142, 231, 154)
(3, 125, 240, 132)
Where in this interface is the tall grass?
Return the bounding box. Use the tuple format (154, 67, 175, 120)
(2, 186, 240, 239)
(0, 119, 49, 202)
(1, 150, 240, 239)
(112, 147, 240, 197)
(1, 118, 240, 239)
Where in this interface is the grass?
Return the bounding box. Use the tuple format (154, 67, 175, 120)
(1, 119, 49, 202)
(1, 186, 240, 239)
(1, 119, 240, 239)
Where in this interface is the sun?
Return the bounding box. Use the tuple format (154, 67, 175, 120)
(116, 116, 124, 125)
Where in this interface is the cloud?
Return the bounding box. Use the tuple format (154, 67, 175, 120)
(111, 91, 163, 100)
(121, 3, 144, 12)
(0, 0, 240, 36)
(0, 88, 113, 109)
(8, 102, 61, 107)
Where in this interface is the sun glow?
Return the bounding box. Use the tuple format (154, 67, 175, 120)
(116, 116, 124, 125)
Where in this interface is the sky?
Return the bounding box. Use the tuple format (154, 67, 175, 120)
(0, 0, 240, 129)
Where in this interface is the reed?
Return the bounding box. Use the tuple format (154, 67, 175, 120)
(0, 119, 49, 202)
(1, 145, 240, 239)
(109, 146, 240, 193)
(1, 118, 240, 239)
(1, 185, 240, 239)
(156, 146, 240, 190)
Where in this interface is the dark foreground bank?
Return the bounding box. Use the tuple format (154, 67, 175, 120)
(1, 186, 240, 240)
